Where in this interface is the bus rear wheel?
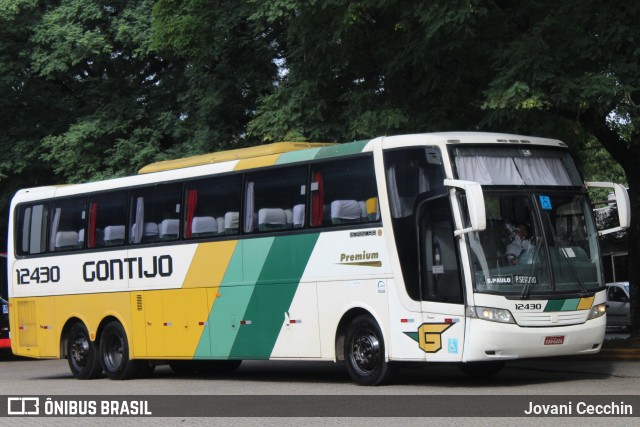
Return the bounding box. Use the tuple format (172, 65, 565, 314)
(67, 322, 103, 379)
(99, 321, 142, 380)
(345, 314, 395, 386)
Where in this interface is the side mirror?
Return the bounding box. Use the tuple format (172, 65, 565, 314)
(444, 179, 486, 236)
(585, 182, 631, 236)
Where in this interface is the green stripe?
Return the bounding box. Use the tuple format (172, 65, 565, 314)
(276, 147, 325, 165)
(404, 332, 419, 343)
(230, 233, 320, 358)
(195, 238, 275, 358)
(197, 234, 320, 359)
(544, 299, 565, 312)
(544, 298, 582, 312)
(314, 140, 370, 159)
(561, 299, 580, 311)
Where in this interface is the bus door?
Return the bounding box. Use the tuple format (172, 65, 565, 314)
(416, 194, 466, 362)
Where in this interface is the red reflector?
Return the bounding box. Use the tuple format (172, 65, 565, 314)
(401, 319, 408, 323)
(544, 336, 565, 345)
(444, 318, 453, 323)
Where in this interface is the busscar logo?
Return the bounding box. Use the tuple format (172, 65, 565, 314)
(8, 397, 40, 415)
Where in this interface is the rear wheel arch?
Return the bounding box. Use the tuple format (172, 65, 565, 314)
(335, 308, 389, 362)
(65, 319, 103, 379)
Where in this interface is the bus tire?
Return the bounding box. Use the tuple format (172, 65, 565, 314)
(344, 314, 395, 386)
(99, 321, 141, 380)
(67, 322, 103, 380)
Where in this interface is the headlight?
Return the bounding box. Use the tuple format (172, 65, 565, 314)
(587, 303, 606, 320)
(467, 306, 515, 324)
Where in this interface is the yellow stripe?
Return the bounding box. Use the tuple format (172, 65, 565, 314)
(577, 296, 595, 310)
(139, 142, 333, 173)
(182, 240, 238, 288)
(233, 154, 281, 171)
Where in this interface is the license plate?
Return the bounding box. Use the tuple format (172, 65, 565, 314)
(544, 336, 565, 345)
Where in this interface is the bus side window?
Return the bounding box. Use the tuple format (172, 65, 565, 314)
(310, 156, 378, 228)
(185, 175, 242, 239)
(87, 192, 128, 248)
(130, 184, 183, 244)
(49, 197, 87, 252)
(16, 204, 49, 255)
(244, 166, 307, 233)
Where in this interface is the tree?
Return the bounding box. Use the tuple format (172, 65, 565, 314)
(479, 0, 640, 341)
(246, 0, 495, 141)
(244, 0, 640, 341)
(0, 0, 278, 249)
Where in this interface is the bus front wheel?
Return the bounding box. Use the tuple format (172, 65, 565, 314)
(344, 314, 395, 386)
(67, 322, 103, 379)
(99, 321, 141, 380)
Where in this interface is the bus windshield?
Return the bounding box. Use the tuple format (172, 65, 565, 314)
(467, 192, 602, 296)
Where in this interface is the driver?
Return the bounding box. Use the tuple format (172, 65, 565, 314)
(506, 223, 532, 265)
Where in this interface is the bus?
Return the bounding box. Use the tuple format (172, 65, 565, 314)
(8, 132, 630, 385)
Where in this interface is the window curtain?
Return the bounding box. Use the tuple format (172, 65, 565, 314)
(88, 202, 98, 248)
(455, 156, 525, 185)
(132, 197, 144, 243)
(244, 182, 254, 233)
(311, 172, 324, 227)
(513, 157, 572, 186)
(185, 189, 198, 238)
(386, 165, 402, 218)
(456, 156, 573, 186)
(49, 207, 61, 251)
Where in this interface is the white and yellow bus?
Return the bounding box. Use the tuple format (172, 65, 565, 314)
(8, 132, 630, 385)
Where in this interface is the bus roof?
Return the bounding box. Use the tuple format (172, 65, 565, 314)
(138, 142, 336, 174)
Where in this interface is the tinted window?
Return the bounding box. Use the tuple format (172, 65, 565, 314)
(50, 198, 86, 252)
(88, 192, 129, 248)
(310, 157, 378, 227)
(16, 204, 49, 255)
(130, 184, 182, 244)
(185, 175, 242, 238)
(244, 167, 307, 233)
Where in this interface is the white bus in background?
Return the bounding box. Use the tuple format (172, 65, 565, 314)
(8, 133, 630, 385)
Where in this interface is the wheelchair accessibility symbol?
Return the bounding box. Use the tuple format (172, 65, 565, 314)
(448, 338, 459, 354)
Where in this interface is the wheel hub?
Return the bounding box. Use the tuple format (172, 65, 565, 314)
(71, 336, 89, 366)
(352, 331, 380, 372)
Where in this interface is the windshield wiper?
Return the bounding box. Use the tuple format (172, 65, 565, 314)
(556, 245, 588, 295)
(520, 242, 543, 299)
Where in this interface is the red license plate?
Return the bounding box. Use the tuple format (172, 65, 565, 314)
(544, 336, 565, 345)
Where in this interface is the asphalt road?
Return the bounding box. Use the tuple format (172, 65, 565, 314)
(1, 352, 638, 426)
